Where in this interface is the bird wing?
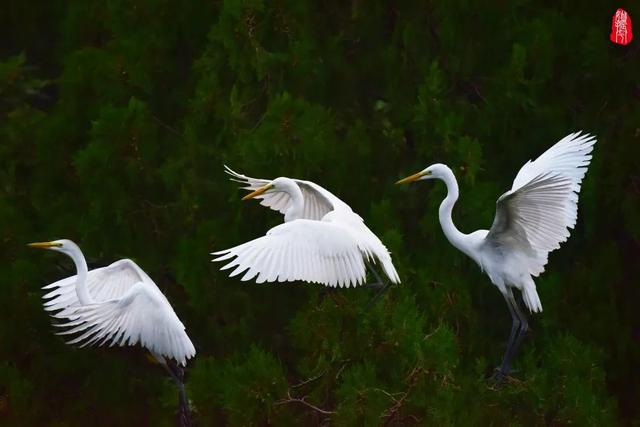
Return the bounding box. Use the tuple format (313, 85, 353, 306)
(485, 132, 596, 276)
(511, 132, 595, 192)
(212, 219, 369, 287)
(42, 259, 146, 317)
(54, 281, 196, 366)
(348, 219, 401, 284)
(224, 165, 343, 220)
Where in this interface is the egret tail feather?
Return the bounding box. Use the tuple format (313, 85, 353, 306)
(521, 280, 542, 313)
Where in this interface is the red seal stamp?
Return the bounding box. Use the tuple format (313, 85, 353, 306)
(610, 8, 633, 45)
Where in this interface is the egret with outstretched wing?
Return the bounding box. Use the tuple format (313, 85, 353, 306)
(29, 239, 195, 422)
(396, 132, 595, 381)
(212, 167, 401, 289)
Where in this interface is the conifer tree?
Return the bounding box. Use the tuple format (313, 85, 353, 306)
(1, 0, 637, 424)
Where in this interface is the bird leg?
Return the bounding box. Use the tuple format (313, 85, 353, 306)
(364, 262, 391, 310)
(509, 292, 529, 363)
(173, 364, 191, 427)
(497, 311, 519, 378)
(157, 357, 192, 427)
(363, 261, 386, 289)
(493, 290, 524, 383)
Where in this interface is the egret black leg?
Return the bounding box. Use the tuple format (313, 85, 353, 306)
(173, 365, 191, 427)
(363, 261, 385, 289)
(509, 292, 529, 362)
(364, 262, 390, 310)
(160, 360, 192, 427)
(494, 289, 525, 382)
(160, 359, 179, 382)
(495, 288, 520, 381)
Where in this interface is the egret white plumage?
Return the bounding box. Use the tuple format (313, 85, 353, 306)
(29, 239, 195, 422)
(212, 167, 401, 289)
(396, 132, 595, 380)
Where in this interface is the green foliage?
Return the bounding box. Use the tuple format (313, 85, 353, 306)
(1, 0, 638, 425)
(190, 347, 288, 426)
(0, 53, 48, 114)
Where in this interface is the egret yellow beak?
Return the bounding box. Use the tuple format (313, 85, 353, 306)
(396, 171, 428, 185)
(242, 183, 274, 201)
(27, 241, 62, 249)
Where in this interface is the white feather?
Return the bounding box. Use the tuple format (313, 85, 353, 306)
(41, 251, 196, 366)
(486, 132, 596, 288)
(214, 167, 401, 287)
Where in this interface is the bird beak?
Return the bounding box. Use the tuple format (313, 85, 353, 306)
(27, 241, 62, 249)
(396, 171, 427, 185)
(242, 183, 274, 201)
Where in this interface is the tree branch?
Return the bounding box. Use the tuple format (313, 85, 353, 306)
(275, 391, 335, 415)
(291, 369, 328, 389)
(380, 366, 425, 426)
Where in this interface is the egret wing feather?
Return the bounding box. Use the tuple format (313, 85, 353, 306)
(213, 219, 368, 288)
(222, 166, 399, 284)
(486, 132, 596, 277)
(512, 132, 595, 193)
(42, 259, 145, 317)
(56, 282, 196, 366)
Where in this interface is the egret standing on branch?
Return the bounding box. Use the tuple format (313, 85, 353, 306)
(212, 167, 401, 290)
(396, 132, 595, 381)
(29, 239, 196, 425)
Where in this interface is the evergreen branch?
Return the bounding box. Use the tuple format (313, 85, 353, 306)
(150, 114, 184, 139)
(275, 391, 334, 415)
(380, 366, 425, 426)
(371, 388, 405, 401)
(423, 323, 443, 341)
(291, 368, 328, 389)
(334, 359, 352, 381)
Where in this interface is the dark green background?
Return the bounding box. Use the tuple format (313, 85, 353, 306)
(2, 0, 638, 425)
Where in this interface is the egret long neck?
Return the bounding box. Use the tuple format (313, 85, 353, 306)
(68, 247, 94, 305)
(438, 169, 468, 253)
(284, 183, 304, 222)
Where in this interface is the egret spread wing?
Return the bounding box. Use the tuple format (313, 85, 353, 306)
(224, 165, 337, 220)
(55, 282, 196, 366)
(486, 132, 595, 276)
(42, 259, 145, 317)
(511, 132, 595, 193)
(212, 219, 368, 287)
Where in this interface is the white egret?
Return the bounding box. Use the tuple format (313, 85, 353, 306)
(396, 132, 595, 380)
(29, 239, 196, 422)
(212, 166, 401, 290)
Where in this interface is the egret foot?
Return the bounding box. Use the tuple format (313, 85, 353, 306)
(488, 365, 525, 389)
(488, 368, 513, 387)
